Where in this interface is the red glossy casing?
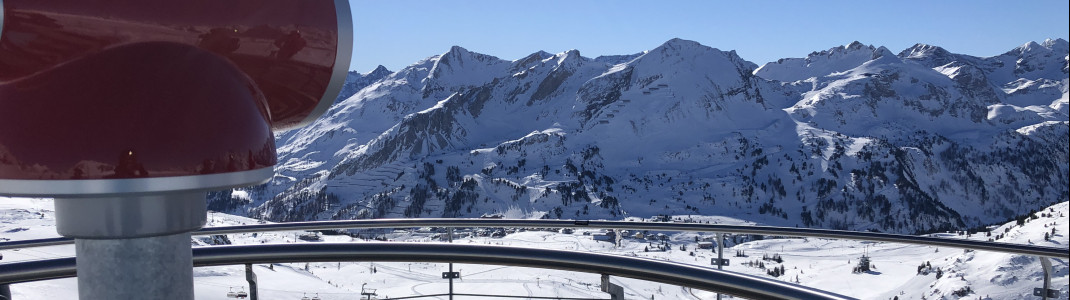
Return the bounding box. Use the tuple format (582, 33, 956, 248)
(0, 0, 350, 193)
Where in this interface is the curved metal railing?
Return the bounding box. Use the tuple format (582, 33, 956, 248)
(0, 243, 855, 300)
(0, 219, 1065, 299)
(2, 219, 1064, 259)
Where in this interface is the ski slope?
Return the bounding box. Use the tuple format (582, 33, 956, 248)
(2, 197, 1065, 299)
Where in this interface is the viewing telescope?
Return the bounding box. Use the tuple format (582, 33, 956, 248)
(0, 1, 352, 298)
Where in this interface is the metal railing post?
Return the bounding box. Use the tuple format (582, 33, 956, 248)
(0, 283, 10, 300)
(245, 263, 258, 300)
(600, 274, 624, 300)
(448, 263, 454, 300)
(716, 232, 724, 300)
(1034, 257, 1058, 299)
(448, 228, 454, 300)
(0, 251, 7, 300)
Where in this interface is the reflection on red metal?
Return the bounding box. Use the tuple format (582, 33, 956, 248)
(0, 0, 348, 186)
(0, 0, 343, 129)
(0, 42, 276, 180)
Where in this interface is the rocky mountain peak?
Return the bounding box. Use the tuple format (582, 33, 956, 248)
(435, 46, 502, 70)
(754, 41, 882, 82)
(1006, 39, 1068, 58)
(897, 43, 956, 67)
(511, 50, 556, 71)
(808, 41, 876, 58)
(846, 40, 867, 50)
(422, 46, 511, 98)
(638, 38, 756, 72)
(367, 65, 392, 77)
(593, 52, 645, 65)
(556, 49, 585, 65)
(1041, 38, 1069, 52)
(870, 46, 898, 61)
(1014, 41, 1045, 53)
(656, 38, 707, 51)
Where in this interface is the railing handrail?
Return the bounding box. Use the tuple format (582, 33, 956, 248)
(0, 218, 1065, 259)
(0, 242, 855, 300)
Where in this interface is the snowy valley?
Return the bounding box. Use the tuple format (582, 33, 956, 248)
(2, 198, 1066, 299)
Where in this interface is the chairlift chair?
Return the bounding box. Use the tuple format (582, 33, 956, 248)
(227, 287, 238, 298)
(311, 293, 322, 300)
(236, 287, 249, 299)
(301, 292, 311, 300)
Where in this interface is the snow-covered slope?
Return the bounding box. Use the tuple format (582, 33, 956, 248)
(208, 39, 1068, 235)
(898, 39, 1069, 128)
(873, 201, 1070, 300)
(3, 197, 1065, 300)
(334, 65, 393, 104)
(754, 41, 887, 82)
(784, 45, 996, 138)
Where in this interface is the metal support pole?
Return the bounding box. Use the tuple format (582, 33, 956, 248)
(75, 234, 194, 299)
(0, 284, 10, 300)
(0, 248, 5, 299)
(600, 274, 624, 300)
(245, 263, 258, 300)
(55, 192, 206, 300)
(716, 233, 724, 300)
(448, 227, 454, 300)
(1038, 257, 1054, 300)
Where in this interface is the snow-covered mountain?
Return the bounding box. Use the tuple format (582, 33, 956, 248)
(210, 38, 1069, 235)
(334, 65, 393, 103)
(754, 41, 888, 83)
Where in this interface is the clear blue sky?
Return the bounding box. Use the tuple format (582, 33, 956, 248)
(348, 0, 1069, 72)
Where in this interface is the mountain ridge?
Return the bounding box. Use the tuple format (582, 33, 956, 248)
(211, 38, 1069, 235)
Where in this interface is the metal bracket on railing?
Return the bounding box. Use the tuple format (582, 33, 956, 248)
(1034, 257, 1059, 299)
(600, 274, 624, 300)
(245, 263, 259, 300)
